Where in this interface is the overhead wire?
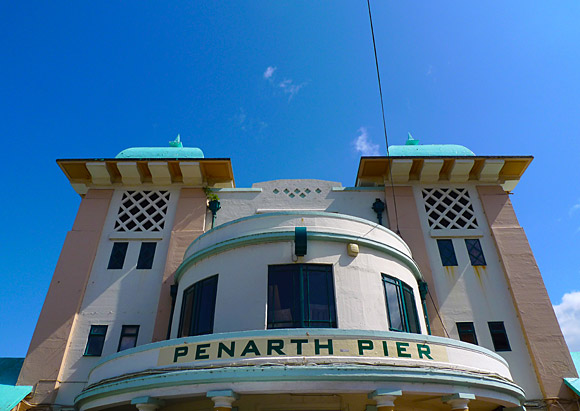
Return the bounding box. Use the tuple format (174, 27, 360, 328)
(366, 0, 400, 235)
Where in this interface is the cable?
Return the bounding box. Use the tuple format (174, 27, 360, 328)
(366, 0, 401, 234)
(428, 290, 450, 338)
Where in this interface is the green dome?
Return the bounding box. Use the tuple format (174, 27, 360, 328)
(388, 134, 475, 157)
(115, 136, 204, 159)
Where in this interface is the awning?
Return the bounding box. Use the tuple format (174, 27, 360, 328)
(0, 384, 32, 411)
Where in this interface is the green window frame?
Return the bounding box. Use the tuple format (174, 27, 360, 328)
(465, 238, 486, 266)
(117, 325, 139, 352)
(267, 264, 337, 329)
(488, 321, 511, 352)
(178, 275, 218, 337)
(84, 325, 108, 356)
(107, 242, 128, 270)
(456, 321, 478, 345)
(382, 274, 420, 334)
(436, 239, 458, 266)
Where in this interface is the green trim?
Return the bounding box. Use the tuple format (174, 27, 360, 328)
(185, 211, 408, 256)
(76, 364, 524, 407)
(564, 378, 580, 397)
(175, 230, 422, 283)
(91, 328, 509, 371)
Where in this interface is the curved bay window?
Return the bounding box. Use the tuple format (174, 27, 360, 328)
(382, 274, 421, 334)
(178, 275, 218, 337)
(268, 264, 337, 329)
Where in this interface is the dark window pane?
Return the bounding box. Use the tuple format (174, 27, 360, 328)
(179, 275, 218, 337)
(383, 275, 421, 334)
(465, 239, 486, 266)
(267, 264, 336, 329)
(118, 325, 139, 352)
(108, 242, 128, 269)
(436, 239, 458, 266)
(402, 286, 420, 334)
(84, 325, 108, 356)
(137, 242, 157, 269)
(488, 321, 511, 351)
(457, 322, 478, 345)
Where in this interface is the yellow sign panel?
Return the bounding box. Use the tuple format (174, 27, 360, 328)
(158, 336, 448, 366)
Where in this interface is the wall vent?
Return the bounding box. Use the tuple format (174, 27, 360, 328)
(114, 191, 170, 232)
(421, 188, 478, 230)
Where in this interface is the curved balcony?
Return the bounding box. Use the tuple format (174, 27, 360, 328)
(76, 329, 525, 410)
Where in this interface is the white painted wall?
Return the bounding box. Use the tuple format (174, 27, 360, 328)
(173, 213, 426, 338)
(412, 183, 543, 400)
(55, 187, 180, 406)
(208, 179, 387, 229)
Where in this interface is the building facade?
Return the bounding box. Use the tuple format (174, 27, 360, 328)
(15, 139, 579, 411)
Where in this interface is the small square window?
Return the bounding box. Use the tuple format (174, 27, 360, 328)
(84, 325, 108, 356)
(137, 242, 157, 269)
(436, 239, 458, 266)
(457, 322, 478, 345)
(107, 242, 128, 270)
(488, 321, 511, 351)
(465, 239, 486, 266)
(118, 325, 139, 352)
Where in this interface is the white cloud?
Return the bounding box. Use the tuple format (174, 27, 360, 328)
(554, 291, 580, 351)
(263, 66, 277, 79)
(353, 127, 380, 156)
(569, 201, 580, 216)
(278, 78, 305, 100)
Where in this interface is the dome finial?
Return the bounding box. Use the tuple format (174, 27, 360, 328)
(169, 134, 183, 148)
(406, 132, 419, 145)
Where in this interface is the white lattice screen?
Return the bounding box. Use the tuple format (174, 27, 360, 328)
(114, 191, 170, 232)
(421, 188, 478, 230)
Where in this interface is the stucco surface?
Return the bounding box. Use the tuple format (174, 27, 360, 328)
(477, 185, 578, 401)
(17, 189, 113, 404)
(384, 186, 445, 337)
(152, 188, 206, 341)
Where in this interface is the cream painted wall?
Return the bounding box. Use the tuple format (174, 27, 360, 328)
(55, 187, 180, 406)
(173, 235, 426, 338)
(412, 184, 543, 400)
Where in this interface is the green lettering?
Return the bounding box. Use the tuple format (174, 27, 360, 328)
(315, 339, 333, 355)
(396, 342, 411, 358)
(290, 339, 309, 355)
(358, 340, 374, 355)
(241, 340, 261, 356)
(267, 339, 286, 355)
(382, 341, 389, 356)
(217, 341, 235, 358)
(173, 346, 189, 363)
(195, 343, 211, 360)
(417, 344, 433, 360)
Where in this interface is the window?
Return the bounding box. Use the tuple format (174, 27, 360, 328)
(107, 242, 128, 269)
(382, 275, 420, 334)
(84, 325, 108, 356)
(178, 275, 218, 337)
(117, 325, 139, 352)
(457, 322, 478, 345)
(268, 264, 337, 329)
(436, 239, 458, 266)
(488, 321, 511, 351)
(137, 242, 157, 269)
(465, 239, 486, 266)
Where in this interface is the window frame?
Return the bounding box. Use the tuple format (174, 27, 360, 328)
(436, 239, 458, 266)
(267, 264, 337, 329)
(107, 242, 129, 270)
(84, 325, 108, 357)
(488, 321, 511, 352)
(382, 274, 421, 334)
(178, 275, 219, 337)
(456, 321, 478, 345)
(136, 242, 157, 270)
(117, 325, 140, 352)
(465, 238, 487, 266)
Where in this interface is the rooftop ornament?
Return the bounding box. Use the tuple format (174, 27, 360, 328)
(115, 135, 204, 159)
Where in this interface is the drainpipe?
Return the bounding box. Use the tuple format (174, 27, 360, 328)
(418, 280, 432, 335)
(166, 283, 178, 340)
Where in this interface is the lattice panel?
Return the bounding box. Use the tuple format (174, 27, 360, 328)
(114, 191, 170, 232)
(421, 188, 478, 229)
(272, 187, 322, 198)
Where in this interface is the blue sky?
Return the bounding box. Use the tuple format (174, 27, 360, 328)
(1, 1, 580, 356)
